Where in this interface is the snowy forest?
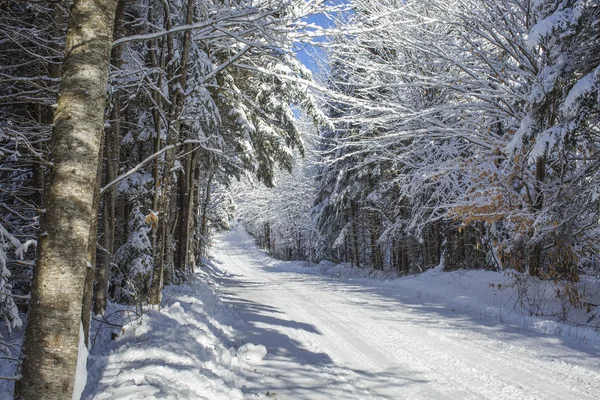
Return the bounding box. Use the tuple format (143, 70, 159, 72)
(1, 0, 600, 399)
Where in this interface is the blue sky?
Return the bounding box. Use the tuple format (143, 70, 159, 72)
(294, 1, 347, 74)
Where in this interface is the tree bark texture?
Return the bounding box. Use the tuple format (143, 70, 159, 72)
(15, 0, 118, 398)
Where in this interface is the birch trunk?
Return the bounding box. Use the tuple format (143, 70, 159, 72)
(15, 0, 118, 397)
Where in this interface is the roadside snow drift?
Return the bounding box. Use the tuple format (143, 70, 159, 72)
(82, 268, 263, 400)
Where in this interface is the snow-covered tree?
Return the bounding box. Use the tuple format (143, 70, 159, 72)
(315, 0, 600, 277)
(236, 121, 323, 262)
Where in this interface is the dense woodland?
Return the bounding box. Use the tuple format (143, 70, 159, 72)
(0, 0, 599, 398)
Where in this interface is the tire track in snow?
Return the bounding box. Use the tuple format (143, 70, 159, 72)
(274, 280, 460, 399)
(315, 281, 598, 400)
(215, 249, 374, 399)
(288, 279, 529, 400)
(421, 316, 600, 399)
(221, 257, 486, 399)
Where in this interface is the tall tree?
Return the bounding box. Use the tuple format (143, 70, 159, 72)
(15, 0, 118, 397)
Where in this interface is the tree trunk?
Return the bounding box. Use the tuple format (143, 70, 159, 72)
(148, 0, 176, 306)
(198, 169, 214, 260)
(93, 0, 126, 316)
(401, 241, 409, 274)
(186, 149, 198, 270)
(529, 155, 546, 277)
(457, 227, 465, 268)
(176, 144, 193, 272)
(435, 221, 442, 266)
(94, 101, 120, 314)
(150, 35, 163, 257)
(187, 154, 200, 269)
(149, 0, 194, 303)
(369, 214, 383, 270)
(264, 222, 271, 250)
(173, 0, 196, 274)
(16, 0, 118, 397)
(350, 201, 360, 268)
(391, 239, 399, 272)
(81, 137, 104, 346)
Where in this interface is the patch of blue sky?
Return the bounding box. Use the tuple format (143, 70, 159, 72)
(293, 0, 351, 76)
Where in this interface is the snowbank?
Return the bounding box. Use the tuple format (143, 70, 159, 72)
(82, 267, 265, 400)
(276, 260, 600, 345)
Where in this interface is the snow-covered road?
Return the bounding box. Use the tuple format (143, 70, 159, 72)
(212, 227, 600, 400)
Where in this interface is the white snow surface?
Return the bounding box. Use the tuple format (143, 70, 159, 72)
(73, 322, 89, 400)
(83, 225, 600, 399)
(236, 343, 268, 364)
(82, 277, 250, 399)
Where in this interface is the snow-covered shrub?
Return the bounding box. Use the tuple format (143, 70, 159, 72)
(509, 270, 600, 331)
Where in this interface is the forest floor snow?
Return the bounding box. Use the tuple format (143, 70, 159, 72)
(82, 273, 261, 400)
(79, 224, 600, 399)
